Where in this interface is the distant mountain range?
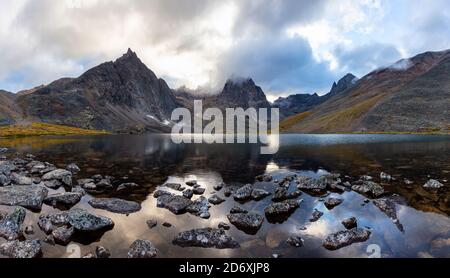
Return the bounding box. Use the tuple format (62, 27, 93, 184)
(1, 48, 449, 134)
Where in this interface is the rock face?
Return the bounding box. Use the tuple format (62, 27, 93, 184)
(127, 239, 158, 258)
(274, 93, 326, 119)
(42, 169, 73, 186)
(227, 212, 264, 235)
(0, 240, 42, 258)
(423, 179, 444, 189)
(155, 191, 193, 214)
(323, 228, 371, 250)
(0, 207, 26, 240)
(0, 186, 48, 210)
(173, 228, 239, 249)
(213, 78, 271, 110)
(16, 49, 178, 133)
(88, 198, 141, 214)
(297, 175, 340, 194)
(68, 208, 114, 232)
(11, 173, 33, 186)
(286, 236, 304, 247)
(44, 192, 82, 208)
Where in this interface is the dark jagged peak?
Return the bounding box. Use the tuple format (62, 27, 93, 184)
(329, 73, 358, 96)
(218, 77, 270, 109)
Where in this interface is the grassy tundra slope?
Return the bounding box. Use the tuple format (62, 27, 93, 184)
(281, 50, 450, 134)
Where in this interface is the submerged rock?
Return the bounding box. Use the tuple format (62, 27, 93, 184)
(88, 198, 141, 214)
(351, 181, 384, 198)
(227, 212, 264, 234)
(68, 208, 114, 232)
(0, 207, 26, 240)
(323, 228, 371, 250)
(42, 169, 72, 186)
(309, 209, 324, 222)
(128, 239, 158, 258)
(155, 191, 193, 214)
(0, 185, 48, 210)
(286, 236, 304, 247)
(264, 199, 302, 218)
(324, 198, 344, 210)
(423, 179, 444, 189)
(208, 194, 225, 205)
(52, 226, 74, 245)
(0, 240, 42, 258)
(173, 228, 239, 249)
(44, 192, 82, 209)
(38, 212, 70, 234)
(342, 217, 357, 229)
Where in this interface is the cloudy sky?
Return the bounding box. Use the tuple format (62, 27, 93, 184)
(1, 0, 450, 101)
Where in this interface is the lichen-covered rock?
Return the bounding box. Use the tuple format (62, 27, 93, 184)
(0, 207, 26, 240)
(127, 239, 157, 258)
(68, 208, 114, 232)
(297, 175, 340, 194)
(324, 198, 343, 210)
(38, 212, 70, 234)
(423, 179, 444, 189)
(88, 198, 141, 214)
(233, 184, 253, 201)
(155, 191, 193, 214)
(309, 209, 324, 222)
(323, 228, 371, 250)
(230, 206, 248, 214)
(0, 240, 42, 258)
(251, 189, 271, 201)
(42, 169, 72, 186)
(52, 226, 75, 245)
(186, 196, 210, 219)
(286, 236, 304, 247)
(351, 181, 384, 198)
(183, 189, 194, 199)
(44, 192, 82, 209)
(173, 228, 239, 249)
(227, 212, 264, 234)
(342, 217, 357, 229)
(264, 199, 302, 217)
(11, 173, 33, 185)
(208, 194, 225, 205)
(0, 185, 48, 210)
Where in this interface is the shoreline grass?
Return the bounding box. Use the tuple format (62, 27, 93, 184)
(0, 122, 110, 138)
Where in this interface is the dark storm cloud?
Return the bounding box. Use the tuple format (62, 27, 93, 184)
(218, 35, 337, 94)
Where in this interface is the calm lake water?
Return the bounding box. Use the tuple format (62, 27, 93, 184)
(0, 134, 449, 258)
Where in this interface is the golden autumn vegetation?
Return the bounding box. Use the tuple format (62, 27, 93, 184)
(0, 122, 110, 137)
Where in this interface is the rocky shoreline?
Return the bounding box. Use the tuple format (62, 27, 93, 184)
(0, 147, 448, 258)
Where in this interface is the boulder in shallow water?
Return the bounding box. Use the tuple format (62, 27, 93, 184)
(42, 169, 72, 186)
(309, 209, 324, 222)
(264, 199, 302, 218)
(341, 217, 358, 229)
(287, 236, 304, 247)
(173, 228, 239, 249)
(44, 192, 82, 209)
(351, 181, 384, 198)
(227, 212, 264, 235)
(324, 198, 343, 210)
(186, 196, 210, 219)
(208, 194, 225, 205)
(0, 207, 26, 240)
(66, 163, 80, 173)
(52, 226, 74, 245)
(88, 198, 141, 214)
(38, 212, 70, 234)
(128, 239, 158, 258)
(323, 228, 371, 250)
(68, 208, 114, 232)
(155, 191, 193, 214)
(0, 185, 48, 210)
(233, 184, 253, 201)
(0, 240, 42, 258)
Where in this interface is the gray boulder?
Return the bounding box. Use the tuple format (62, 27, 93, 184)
(88, 198, 141, 214)
(173, 228, 239, 249)
(0, 240, 42, 258)
(0, 207, 26, 240)
(208, 194, 225, 205)
(0, 186, 48, 210)
(42, 169, 72, 186)
(264, 199, 302, 218)
(52, 226, 75, 245)
(323, 228, 371, 250)
(44, 192, 82, 208)
(128, 239, 158, 258)
(68, 208, 114, 232)
(227, 212, 264, 234)
(233, 184, 253, 201)
(38, 212, 70, 234)
(155, 191, 193, 214)
(351, 181, 384, 198)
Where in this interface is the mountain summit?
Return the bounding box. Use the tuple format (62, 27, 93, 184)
(15, 49, 178, 133)
(214, 78, 271, 109)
